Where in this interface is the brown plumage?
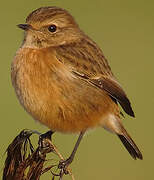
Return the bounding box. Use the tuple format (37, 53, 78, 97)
(11, 6, 142, 161)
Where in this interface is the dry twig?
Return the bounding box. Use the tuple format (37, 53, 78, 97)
(3, 129, 75, 180)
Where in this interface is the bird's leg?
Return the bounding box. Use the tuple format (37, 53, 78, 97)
(58, 131, 85, 174)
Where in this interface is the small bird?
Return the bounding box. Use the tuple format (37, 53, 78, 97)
(11, 6, 142, 169)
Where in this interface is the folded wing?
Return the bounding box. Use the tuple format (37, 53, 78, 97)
(55, 37, 135, 117)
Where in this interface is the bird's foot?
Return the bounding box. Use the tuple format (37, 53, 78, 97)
(58, 157, 72, 175)
(38, 130, 55, 154)
(39, 130, 54, 140)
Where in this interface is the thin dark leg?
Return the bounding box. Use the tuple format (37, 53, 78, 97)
(67, 131, 85, 164)
(58, 131, 85, 172)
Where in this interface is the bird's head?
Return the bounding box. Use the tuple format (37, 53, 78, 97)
(18, 7, 83, 48)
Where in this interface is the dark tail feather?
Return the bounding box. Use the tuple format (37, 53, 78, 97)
(117, 133, 143, 160)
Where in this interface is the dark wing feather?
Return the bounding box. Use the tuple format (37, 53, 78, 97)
(55, 37, 135, 117)
(89, 77, 135, 117)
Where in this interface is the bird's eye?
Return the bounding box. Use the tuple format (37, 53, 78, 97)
(48, 25, 57, 32)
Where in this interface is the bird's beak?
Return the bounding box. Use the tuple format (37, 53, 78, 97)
(17, 24, 32, 31)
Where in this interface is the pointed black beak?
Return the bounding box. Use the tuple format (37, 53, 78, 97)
(17, 24, 32, 30)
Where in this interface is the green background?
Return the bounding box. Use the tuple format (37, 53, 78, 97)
(0, 0, 153, 179)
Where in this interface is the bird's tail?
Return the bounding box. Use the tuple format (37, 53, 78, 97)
(103, 115, 143, 160)
(117, 126, 143, 160)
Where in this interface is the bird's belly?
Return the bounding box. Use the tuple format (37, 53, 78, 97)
(13, 72, 116, 133)
(21, 78, 117, 133)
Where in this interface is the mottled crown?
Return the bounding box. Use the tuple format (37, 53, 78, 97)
(26, 6, 78, 27)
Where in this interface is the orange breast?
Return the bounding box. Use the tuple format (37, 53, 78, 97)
(11, 47, 119, 133)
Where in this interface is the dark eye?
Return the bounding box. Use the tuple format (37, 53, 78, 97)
(48, 25, 57, 32)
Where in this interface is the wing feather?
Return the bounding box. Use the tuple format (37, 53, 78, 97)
(89, 76, 135, 117)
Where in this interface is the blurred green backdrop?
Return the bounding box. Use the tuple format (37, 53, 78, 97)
(0, 0, 154, 179)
